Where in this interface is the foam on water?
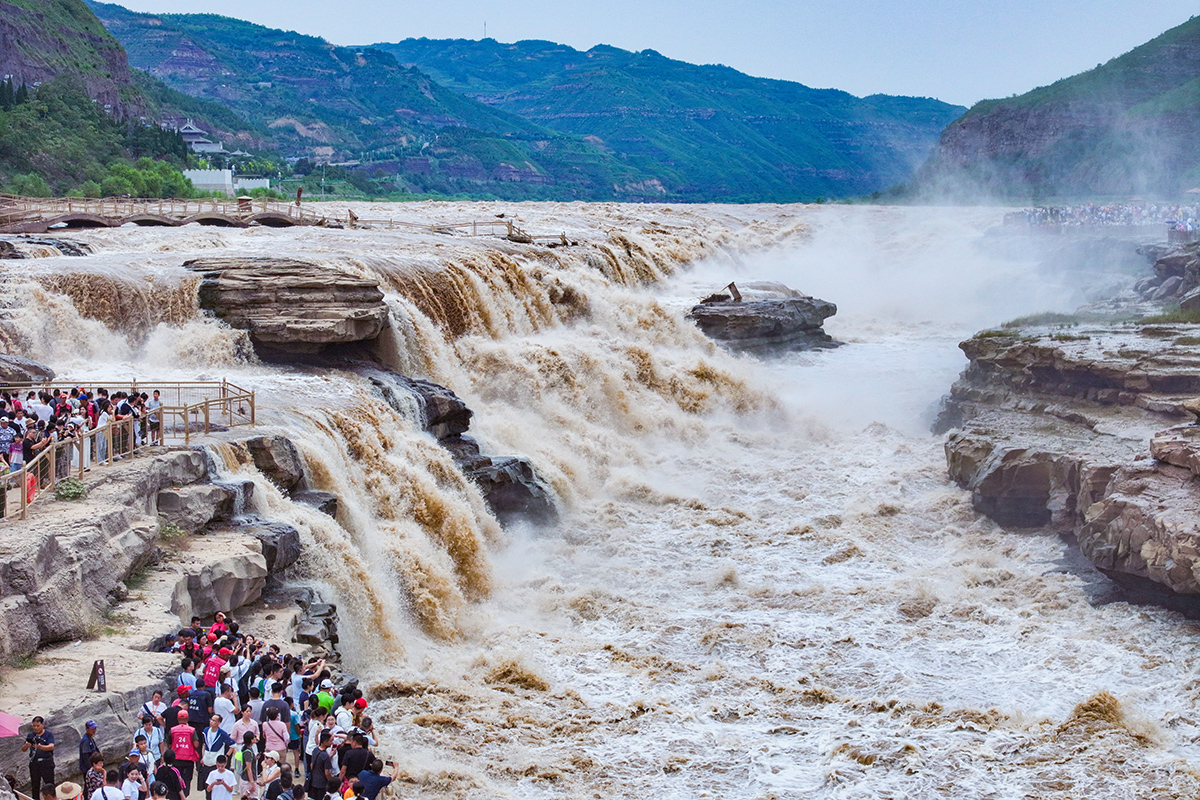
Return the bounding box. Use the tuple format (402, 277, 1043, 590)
(8, 203, 1200, 798)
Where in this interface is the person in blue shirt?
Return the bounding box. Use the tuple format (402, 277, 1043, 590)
(355, 760, 398, 800)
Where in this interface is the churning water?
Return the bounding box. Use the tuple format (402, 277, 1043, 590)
(8, 203, 1199, 798)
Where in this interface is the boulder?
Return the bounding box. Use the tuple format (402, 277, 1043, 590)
(1078, 463, 1200, 595)
(1151, 275, 1183, 299)
(461, 456, 558, 525)
(370, 373, 472, 440)
(1180, 288, 1200, 313)
(234, 518, 302, 573)
(0, 354, 54, 383)
(687, 295, 838, 352)
(185, 257, 390, 354)
(1150, 425, 1200, 475)
(170, 538, 268, 620)
(244, 435, 306, 491)
(294, 601, 339, 648)
(156, 483, 238, 533)
(292, 490, 338, 517)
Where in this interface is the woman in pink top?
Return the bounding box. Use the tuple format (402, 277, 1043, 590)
(260, 707, 289, 754)
(231, 705, 259, 748)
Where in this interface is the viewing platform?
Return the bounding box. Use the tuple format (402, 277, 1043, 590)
(0, 194, 329, 233)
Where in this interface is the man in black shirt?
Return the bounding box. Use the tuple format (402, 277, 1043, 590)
(307, 732, 333, 800)
(21, 716, 55, 798)
(187, 678, 214, 739)
(337, 735, 371, 788)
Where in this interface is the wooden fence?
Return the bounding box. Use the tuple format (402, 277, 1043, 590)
(0, 380, 254, 521)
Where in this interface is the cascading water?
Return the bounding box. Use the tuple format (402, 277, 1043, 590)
(4, 202, 1199, 798)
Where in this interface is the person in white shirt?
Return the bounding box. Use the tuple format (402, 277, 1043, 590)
(214, 684, 239, 736)
(205, 756, 236, 800)
(91, 770, 125, 800)
(120, 767, 147, 800)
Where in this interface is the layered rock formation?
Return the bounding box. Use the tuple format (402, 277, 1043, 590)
(938, 315, 1200, 601)
(186, 257, 390, 355)
(687, 282, 837, 352)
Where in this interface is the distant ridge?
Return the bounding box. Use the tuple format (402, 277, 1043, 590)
(916, 15, 1200, 201)
(372, 38, 966, 202)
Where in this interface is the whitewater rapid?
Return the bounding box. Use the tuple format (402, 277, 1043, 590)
(7, 203, 1199, 798)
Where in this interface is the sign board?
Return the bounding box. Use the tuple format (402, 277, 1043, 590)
(86, 659, 106, 693)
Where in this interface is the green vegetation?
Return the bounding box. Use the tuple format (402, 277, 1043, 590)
(53, 477, 89, 501)
(917, 15, 1200, 200)
(0, 75, 198, 196)
(1001, 312, 1083, 329)
(1140, 308, 1200, 324)
(88, 0, 963, 202)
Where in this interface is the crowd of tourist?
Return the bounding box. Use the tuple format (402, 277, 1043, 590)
(8, 612, 398, 800)
(1006, 202, 1200, 229)
(0, 386, 162, 490)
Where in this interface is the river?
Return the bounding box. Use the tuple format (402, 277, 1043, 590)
(7, 203, 1197, 798)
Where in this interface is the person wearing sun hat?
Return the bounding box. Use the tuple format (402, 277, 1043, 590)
(56, 782, 83, 800)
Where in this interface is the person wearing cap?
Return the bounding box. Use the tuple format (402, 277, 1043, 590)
(79, 720, 102, 775)
(350, 700, 366, 729)
(314, 682, 335, 715)
(56, 781, 83, 800)
(257, 751, 281, 793)
(168, 711, 200, 794)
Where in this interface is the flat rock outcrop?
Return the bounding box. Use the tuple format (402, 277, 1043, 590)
(0, 354, 55, 383)
(186, 257, 390, 354)
(939, 308, 1200, 599)
(687, 283, 837, 352)
(170, 533, 269, 620)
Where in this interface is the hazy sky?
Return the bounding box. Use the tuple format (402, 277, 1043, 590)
(110, 0, 1198, 107)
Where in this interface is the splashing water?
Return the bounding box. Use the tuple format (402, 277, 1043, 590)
(12, 203, 1200, 798)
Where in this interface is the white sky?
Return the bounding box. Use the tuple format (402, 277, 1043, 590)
(108, 0, 1200, 106)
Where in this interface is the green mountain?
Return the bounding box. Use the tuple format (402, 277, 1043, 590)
(0, 0, 261, 195)
(87, 1, 655, 200)
(372, 38, 966, 202)
(916, 15, 1200, 201)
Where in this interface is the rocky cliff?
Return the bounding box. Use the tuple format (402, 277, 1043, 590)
(915, 15, 1200, 199)
(937, 267, 1200, 603)
(0, 0, 144, 116)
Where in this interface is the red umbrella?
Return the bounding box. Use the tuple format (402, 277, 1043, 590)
(0, 711, 22, 737)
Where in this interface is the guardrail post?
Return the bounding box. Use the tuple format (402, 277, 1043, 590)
(19, 465, 27, 520)
(106, 423, 113, 466)
(204, 402, 210, 434)
(251, 392, 256, 427)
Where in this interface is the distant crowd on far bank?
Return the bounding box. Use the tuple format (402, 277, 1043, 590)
(1008, 202, 1200, 229)
(7, 611, 399, 800)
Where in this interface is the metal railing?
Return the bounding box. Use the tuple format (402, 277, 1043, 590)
(0, 380, 254, 520)
(0, 193, 327, 225)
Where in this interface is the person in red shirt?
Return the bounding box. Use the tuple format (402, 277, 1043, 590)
(168, 711, 200, 795)
(203, 651, 228, 689)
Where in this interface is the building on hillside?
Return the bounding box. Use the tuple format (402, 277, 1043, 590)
(178, 120, 229, 156)
(183, 169, 235, 196)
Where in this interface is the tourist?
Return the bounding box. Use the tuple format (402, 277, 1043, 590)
(85, 753, 108, 799)
(261, 708, 289, 758)
(333, 698, 354, 733)
(168, 711, 199, 794)
(307, 732, 334, 800)
(56, 781, 83, 800)
(79, 720, 101, 774)
(22, 715, 56, 798)
(187, 679, 214, 738)
(204, 756, 235, 800)
(263, 768, 290, 800)
(314, 681, 336, 714)
(285, 698, 303, 775)
(233, 731, 258, 799)
(258, 752, 281, 793)
(354, 761, 396, 800)
(153, 751, 186, 800)
(91, 770, 124, 800)
(336, 735, 370, 792)
(149, 782, 168, 800)
(213, 685, 239, 737)
(141, 691, 169, 726)
(119, 749, 145, 782)
(197, 714, 233, 797)
(120, 765, 147, 800)
(231, 705, 259, 749)
(139, 717, 165, 763)
(133, 735, 159, 774)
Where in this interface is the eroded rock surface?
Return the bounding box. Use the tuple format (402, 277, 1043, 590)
(186, 257, 389, 354)
(939, 314, 1200, 597)
(0, 354, 55, 383)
